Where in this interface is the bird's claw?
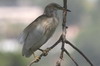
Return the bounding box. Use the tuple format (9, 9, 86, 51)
(43, 48, 50, 56)
(33, 56, 41, 63)
(39, 48, 50, 56)
(28, 56, 41, 66)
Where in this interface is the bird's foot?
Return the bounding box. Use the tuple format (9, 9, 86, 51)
(34, 56, 41, 62)
(39, 48, 50, 56)
(28, 56, 41, 66)
(32, 53, 41, 63)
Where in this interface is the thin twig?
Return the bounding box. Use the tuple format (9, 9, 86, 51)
(49, 35, 62, 50)
(56, 59, 62, 66)
(60, 38, 65, 59)
(63, 48, 78, 66)
(65, 40, 93, 66)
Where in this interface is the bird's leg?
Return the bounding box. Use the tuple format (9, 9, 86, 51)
(30, 49, 41, 62)
(29, 50, 41, 63)
(38, 48, 50, 56)
(29, 48, 50, 66)
(28, 53, 41, 66)
(32, 53, 41, 62)
(32, 53, 36, 58)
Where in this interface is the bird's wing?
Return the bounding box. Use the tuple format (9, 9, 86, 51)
(19, 15, 50, 50)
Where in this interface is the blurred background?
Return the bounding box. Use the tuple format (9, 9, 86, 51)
(0, 0, 99, 66)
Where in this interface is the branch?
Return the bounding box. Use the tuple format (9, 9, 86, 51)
(59, 0, 68, 60)
(65, 40, 93, 66)
(63, 48, 78, 66)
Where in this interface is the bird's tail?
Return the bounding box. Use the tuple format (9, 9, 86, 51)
(22, 48, 32, 57)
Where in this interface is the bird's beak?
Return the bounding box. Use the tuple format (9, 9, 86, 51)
(66, 9, 71, 12)
(62, 8, 71, 12)
(58, 6, 71, 12)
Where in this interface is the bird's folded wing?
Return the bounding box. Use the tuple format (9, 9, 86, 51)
(24, 26, 45, 50)
(19, 15, 49, 50)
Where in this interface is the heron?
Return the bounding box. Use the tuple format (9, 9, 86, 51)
(19, 3, 70, 58)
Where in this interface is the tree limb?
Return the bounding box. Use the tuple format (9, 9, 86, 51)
(65, 40, 93, 66)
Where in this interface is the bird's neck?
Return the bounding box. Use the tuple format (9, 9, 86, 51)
(44, 9, 58, 17)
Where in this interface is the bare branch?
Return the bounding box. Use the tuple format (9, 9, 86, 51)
(56, 59, 62, 66)
(65, 40, 93, 66)
(63, 48, 78, 66)
(49, 35, 62, 50)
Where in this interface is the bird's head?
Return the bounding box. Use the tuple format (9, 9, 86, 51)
(44, 3, 71, 16)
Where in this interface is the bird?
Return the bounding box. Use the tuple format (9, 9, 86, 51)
(19, 3, 71, 58)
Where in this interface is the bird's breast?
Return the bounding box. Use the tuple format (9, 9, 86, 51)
(42, 17, 59, 39)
